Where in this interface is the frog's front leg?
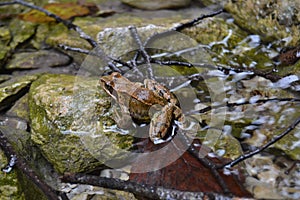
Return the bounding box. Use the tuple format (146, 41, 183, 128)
(111, 95, 132, 129)
(149, 104, 174, 144)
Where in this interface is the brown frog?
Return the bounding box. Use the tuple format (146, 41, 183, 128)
(100, 72, 184, 143)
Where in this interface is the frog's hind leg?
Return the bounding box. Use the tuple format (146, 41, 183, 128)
(149, 105, 174, 144)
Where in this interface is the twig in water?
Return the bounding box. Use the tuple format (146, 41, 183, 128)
(187, 97, 300, 115)
(129, 26, 154, 79)
(1, 0, 98, 48)
(0, 128, 67, 200)
(61, 173, 230, 199)
(173, 9, 223, 32)
(219, 117, 300, 168)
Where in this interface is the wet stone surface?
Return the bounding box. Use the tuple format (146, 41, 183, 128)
(225, 0, 300, 45)
(6, 50, 71, 70)
(29, 74, 134, 173)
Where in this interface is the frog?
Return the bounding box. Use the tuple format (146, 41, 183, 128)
(100, 72, 184, 144)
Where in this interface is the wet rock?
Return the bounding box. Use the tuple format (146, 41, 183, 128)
(121, 0, 191, 10)
(225, 75, 300, 160)
(0, 75, 38, 112)
(245, 155, 300, 199)
(48, 11, 197, 64)
(46, 23, 92, 52)
(0, 149, 24, 200)
(6, 94, 30, 121)
(8, 19, 36, 50)
(182, 15, 296, 72)
(97, 25, 168, 58)
(0, 26, 11, 45)
(200, 0, 226, 7)
(0, 125, 52, 200)
(0, 45, 10, 67)
(0, 75, 11, 84)
(0, 26, 11, 65)
(62, 183, 137, 200)
(0, 116, 27, 131)
(225, 0, 300, 46)
(95, 23, 216, 77)
(6, 50, 71, 70)
(29, 74, 134, 173)
(0, 19, 35, 67)
(45, 23, 92, 64)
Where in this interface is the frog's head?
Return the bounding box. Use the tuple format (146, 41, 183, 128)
(100, 72, 122, 100)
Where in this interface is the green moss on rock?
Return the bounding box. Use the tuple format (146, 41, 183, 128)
(29, 74, 134, 173)
(0, 150, 24, 200)
(0, 75, 38, 111)
(225, 0, 300, 46)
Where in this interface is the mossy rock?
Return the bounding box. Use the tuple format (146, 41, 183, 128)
(29, 74, 134, 173)
(225, 0, 300, 46)
(0, 150, 24, 200)
(0, 75, 38, 112)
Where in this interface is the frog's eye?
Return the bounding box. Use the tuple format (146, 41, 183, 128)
(158, 90, 165, 98)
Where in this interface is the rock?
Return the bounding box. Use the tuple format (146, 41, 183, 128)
(6, 94, 30, 121)
(0, 26, 11, 66)
(97, 25, 168, 59)
(121, 0, 191, 10)
(6, 50, 71, 70)
(0, 75, 11, 84)
(245, 155, 300, 199)
(200, 0, 225, 6)
(8, 19, 36, 50)
(45, 23, 93, 64)
(29, 74, 134, 173)
(0, 116, 27, 131)
(0, 149, 24, 200)
(95, 23, 215, 60)
(225, 0, 300, 46)
(0, 126, 54, 200)
(62, 184, 137, 200)
(0, 75, 38, 112)
(47, 9, 209, 64)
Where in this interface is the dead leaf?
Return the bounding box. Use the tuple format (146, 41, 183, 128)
(129, 138, 252, 197)
(19, 2, 97, 23)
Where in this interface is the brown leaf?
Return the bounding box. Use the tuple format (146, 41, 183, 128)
(18, 2, 97, 23)
(129, 138, 252, 197)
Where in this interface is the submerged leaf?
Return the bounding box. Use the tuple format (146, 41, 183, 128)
(129, 139, 252, 197)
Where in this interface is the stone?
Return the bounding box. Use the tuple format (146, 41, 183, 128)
(245, 155, 300, 199)
(0, 27, 11, 66)
(225, 0, 300, 46)
(6, 94, 30, 121)
(29, 74, 134, 173)
(0, 149, 24, 200)
(8, 19, 36, 50)
(121, 0, 191, 10)
(6, 50, 71, 70)
(201, 0, 226, 7)
(97, 25, 168, 58)
(0, 75, 38, 112)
